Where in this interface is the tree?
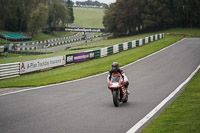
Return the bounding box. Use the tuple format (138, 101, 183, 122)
(0, 0, 74, 32)
(28, 3, 49, 36)
(141, 0, 174, 31)
(121, 0, 145, 34)
(103, 4, 118, 36)
(66, 0, 75, 23)
(48, 0, 70, 27)
(103, 0, 145, 36)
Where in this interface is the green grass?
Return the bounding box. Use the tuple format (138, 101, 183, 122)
(73, 7, 104, 28)
(0, 35, 182, 88)
(142, 70, 200, 133)
(94, 32, 103, 36)
(0, 38, 10, 46)
(164, 28, 200, 37)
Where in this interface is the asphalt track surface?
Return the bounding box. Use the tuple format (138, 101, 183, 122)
(0, 38, 200, 133)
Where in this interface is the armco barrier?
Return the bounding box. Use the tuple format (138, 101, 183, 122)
(0, 62, 20, 79)
(0, 33, 164, 79)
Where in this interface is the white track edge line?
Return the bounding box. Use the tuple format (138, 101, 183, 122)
(0, 38, 185, 97)
(126, 64, 200, 133)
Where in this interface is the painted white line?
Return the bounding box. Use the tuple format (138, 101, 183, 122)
(126, 64, 200, 133)
(0, 38, 185, 97)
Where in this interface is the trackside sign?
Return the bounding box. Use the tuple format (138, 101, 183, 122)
(66, 52, 94, 64)
(20, 56, 66, 74)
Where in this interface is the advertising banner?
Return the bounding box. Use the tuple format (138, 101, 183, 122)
(66, 52, 94, 64)
(50, 27, 105, 32)
(20, 56, 66, 74)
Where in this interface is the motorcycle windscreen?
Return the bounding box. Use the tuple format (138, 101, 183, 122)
(111, 76, 120, 83)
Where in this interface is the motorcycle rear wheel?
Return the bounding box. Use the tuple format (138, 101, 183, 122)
(113, 90, 120, 107)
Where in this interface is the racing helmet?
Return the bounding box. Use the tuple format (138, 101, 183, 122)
(112, 62, 119, 71)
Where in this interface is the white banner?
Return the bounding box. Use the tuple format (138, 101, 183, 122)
(20, 56, 66, 74)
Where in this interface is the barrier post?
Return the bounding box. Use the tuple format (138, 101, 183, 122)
(107, 46, 113, 55)
(128, 42, 132, 49)
(119, 44, 123, 52)
(136, 40, 139, 47)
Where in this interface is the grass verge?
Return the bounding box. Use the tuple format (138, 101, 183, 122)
(142, 70, 200, 133)
(164, 28, 200, 37)
(0, 35, 182, 88)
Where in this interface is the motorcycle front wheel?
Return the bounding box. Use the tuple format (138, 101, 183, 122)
(113, 90, 120, 107)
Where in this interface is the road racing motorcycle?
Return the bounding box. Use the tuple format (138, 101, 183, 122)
(108, 73, 128, 107)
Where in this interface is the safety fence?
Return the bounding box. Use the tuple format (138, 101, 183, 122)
(81, 33, 164, 60)
(0, 62, 20, 79)
(0, 33, 164, 80)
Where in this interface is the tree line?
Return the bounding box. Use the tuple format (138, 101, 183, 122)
(75, 0, 108, 8)
(103, 0, 200, 37)
(0, 0, 74, 36)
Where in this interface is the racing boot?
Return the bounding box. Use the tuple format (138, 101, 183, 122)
(121, 86, 126, 102)
(124, 81, 130, 95)
(127, 89, 131, 95)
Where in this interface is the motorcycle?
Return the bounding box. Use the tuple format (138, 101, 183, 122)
(108, 73, 128, 107)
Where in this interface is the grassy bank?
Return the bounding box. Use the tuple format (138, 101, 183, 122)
(142, 70, 200, 133)
(0, 35, 182, 88)
(73, 7, 104, 28)
(32, 31, 75, 41)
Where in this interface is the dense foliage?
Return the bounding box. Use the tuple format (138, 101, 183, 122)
(0, 0, 74, 36)
(103, 0, 200, 37)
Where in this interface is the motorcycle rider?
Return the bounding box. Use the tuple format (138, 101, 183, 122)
(107, 62, 130, 101)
